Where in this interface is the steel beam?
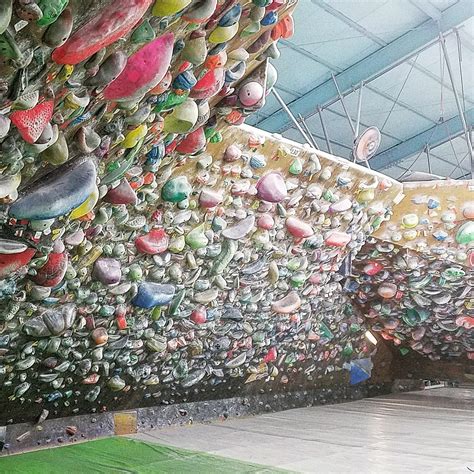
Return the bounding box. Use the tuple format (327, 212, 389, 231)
(409, 0, 442, 21)
(257, 0, 473, 133)
(371, 108, 474, 170)
(271, 89, 313, 146)
(439, 32, 474, 171)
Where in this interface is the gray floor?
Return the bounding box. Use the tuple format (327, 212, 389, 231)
(131, 387, 474, 473)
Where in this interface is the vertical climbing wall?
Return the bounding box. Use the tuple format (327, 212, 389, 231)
(0, 107, 403, 424)
(374, 180, 474, 264)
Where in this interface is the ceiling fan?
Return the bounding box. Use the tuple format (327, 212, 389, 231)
(352, 126, 381, 164)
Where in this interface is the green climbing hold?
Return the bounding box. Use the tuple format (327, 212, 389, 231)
(290, 272, 307, 288)
(211, 239, 238, 275)
(185, 224, 208, 250)
(318, 322, 334, 340)
(455, 221, 474, 245)
(169, 289, 186, 316)
(289, 158, 303, 175)
(0, 0, 12, 35)
(253, 0, 271, 6)
(403, 308, 429, 327)
(342, 343, 353, 357)
(154, 91, 189, 113)
(161, 176, 192, 203)
(37, 0, 69, 27)
(286, 258, 300, 271)
(131, 19, 156, 43)
(151, 307, 162, 320)
(0, 30, 22, 60)
(442, 267, 465, 280)
(209, 131, 222, 143)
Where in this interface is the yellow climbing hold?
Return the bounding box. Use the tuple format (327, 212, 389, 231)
(152, 0, 191, 16)
(357, 188, 375, 203)
(209, 23, 239, 44)
(57, 64, 74, 82)
(122, 124, 148, 149)
(70, 187, 99, 220)
(401, 213, 419, 229)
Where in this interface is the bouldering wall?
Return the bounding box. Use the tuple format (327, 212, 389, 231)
(0, 0, 316, 429)
(374, 180, 474, 265)
(348, 180, 473, 362)
(0, 0, 465, 454)
(348, 238, 473, 360)
(0, 111, 403, 429)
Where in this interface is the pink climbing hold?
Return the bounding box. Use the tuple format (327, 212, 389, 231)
(256, 172, 287, 203)
(239, 82, 264, 107)
(257, 214, 274, 230)
(103, 32, 175, 101)
(271, 291, 301, 314)
(103, 179, 137, 205)
(135, 229, 170, 255)
(285, 216, 314, 239)
(224, 144, 242, 162)
(199, 188, 223, 209)
(325, 231, 351, 247)
(52, 0, 153, 65)
(377, 283, 397, 299)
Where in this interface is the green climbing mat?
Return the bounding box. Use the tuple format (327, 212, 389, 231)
(0, 436, 288, 473)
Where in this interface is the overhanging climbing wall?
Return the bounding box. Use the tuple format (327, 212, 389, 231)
(348, 180, 473, 361)
(0, 0, 321, 427)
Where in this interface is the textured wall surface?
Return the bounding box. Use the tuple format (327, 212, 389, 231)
(348, 238, 473, 360)
(0, 0, 409, 430)
(374, 180, 474, 264)
(0, 119, 403, 427)
(0, 1, 471, 454)
(350, 179, 474, 361)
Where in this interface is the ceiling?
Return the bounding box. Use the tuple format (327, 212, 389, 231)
(249, 0, 473, 180)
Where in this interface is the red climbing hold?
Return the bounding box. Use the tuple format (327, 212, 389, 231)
(10, 101, 54, 144)
(0, 248, 36, 279)
(135, 229, 169, 255)
(52, 0, 153, 65)
(32, 251, 68, 287)
(176, 127, 206, 155)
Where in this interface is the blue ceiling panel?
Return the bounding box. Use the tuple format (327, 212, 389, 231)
(252, 0, 473, 178)
(430, 0, 459, 9)
(289, 1, 381, 69)
(374, 105, 437, 140)
(272, 47, 329, 94)
(330, 0, 429, 42)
